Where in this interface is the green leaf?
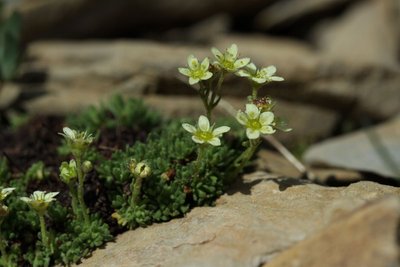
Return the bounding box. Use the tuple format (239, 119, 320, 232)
(0, 11, 21, 81)
(274, 117, 292, 132)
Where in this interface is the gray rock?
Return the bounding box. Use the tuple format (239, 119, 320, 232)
(78, 173, 400, 267)
(304, 116, 400, 178)
(254, 0, 351, 30)
(313, 0, 400, 69)
(265, 196, 400, 267)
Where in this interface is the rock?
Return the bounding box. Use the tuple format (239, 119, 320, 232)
(304, 116, 400, 178)
(313, 0, 400, 69)
(15, 35, 400, 120)
(264, 196, 400, 267)
(254, 0, 352, 30)
(5, 0, 273, 42)
(78, 172, 400, 267)
(0, 83, 20, 109)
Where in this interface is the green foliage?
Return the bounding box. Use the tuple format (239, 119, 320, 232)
(98, 120, 242, 229)
(25, 161, 50, 182)
(55, 215, 112, 265)
(66, 95, 162, 133)
(0, 9, 21, 81)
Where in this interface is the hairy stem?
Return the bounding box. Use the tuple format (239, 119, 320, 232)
(38, 214, 48, 249)
(75, 156, 90, 225)
(68, 183, 81, 220)
(130, 176, 143, 206)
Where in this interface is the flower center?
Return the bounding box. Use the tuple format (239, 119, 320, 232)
(222, 59, 235, 71)
(191, 69, 205, 79)
(196, 130, 213, 141)
(247, 119, 262, 130)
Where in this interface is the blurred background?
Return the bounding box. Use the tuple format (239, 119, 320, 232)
(0, 0, 399, 181)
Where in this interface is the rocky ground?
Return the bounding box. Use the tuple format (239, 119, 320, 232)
(1, 0, 400, 266)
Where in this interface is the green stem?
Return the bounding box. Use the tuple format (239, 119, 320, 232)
(130, 176, 143, 206)
(209, 71, 225, 116)
(75, 156, 90, 225)
(68, 183, 81, 220)
(195, 144, 206, 180)
(228, 138, 261, 182)
(199, 82, 211, 119)
(38, 214, 48, 249)
(251, 83, 261, 101)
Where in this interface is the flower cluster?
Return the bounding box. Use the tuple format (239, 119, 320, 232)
(178, 43, 290, 175)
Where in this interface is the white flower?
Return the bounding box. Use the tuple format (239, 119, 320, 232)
(59, 127, 94, 154)
(236, 63, 284, 84)
(0, 187, 15, 202)
(20, 191, 59, 214)
(178, 55, 213, 85)
(211, 44, 250, 72)
(182, 115, 230, 146)
(236, 104, 276, 139)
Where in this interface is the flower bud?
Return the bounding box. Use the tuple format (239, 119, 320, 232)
(128, 158, 137, 174)
(82, 160, 93, 174)
(59, 160, 77, 184)
(134, 162, 151, 178)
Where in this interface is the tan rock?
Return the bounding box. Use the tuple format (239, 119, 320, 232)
(78, 173, 400, 267)
(264, 196, 400, 267)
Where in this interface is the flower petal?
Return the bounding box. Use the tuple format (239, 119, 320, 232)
(201, 72, 213, 80)
(201, 57, 210, 70)
(192, 136, 204, 144)
(264, 65, 277, 76)
(182, 123, 197, 134)
(246, 63, 257, 73)
(63, 127, 76, 139)
(178, 67, 191, 76)
(260, 111, 274, 125)
(236, 111, 248, 125)
(260, 126, 276, 134)
(20, 197, 31, 203)
(208, 137, 221, 146)
(212, 126, 230, 136)
(251, 77, 267, 84)
(245, 104, 260, 119)
(236, 69, 250, 77)
(246, 128, 260, 139)
(45, 192, 59, 201)
(271, 76, 284, 81)
(234, 57, 250, 69)
(227, 44, 238, 58)
(187, 55, 199, 69)
(198, 115, 210, 131)
(211, 47, 223, 60)
(189, 77, 199, 85)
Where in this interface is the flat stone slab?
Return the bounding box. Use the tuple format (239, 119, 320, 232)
(304, 116, 400, 178)
(78, 172, 400, 267)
